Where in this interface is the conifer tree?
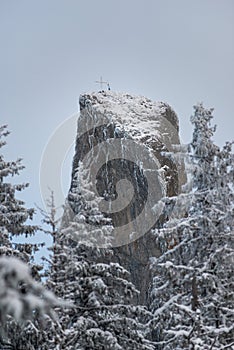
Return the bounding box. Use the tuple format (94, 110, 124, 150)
(150, 104, 234, 349)
(0, 256, 63, 350)
(0, 125, 62, 349)
(0, 125, 38, 262)
(47, 163, 155, 349)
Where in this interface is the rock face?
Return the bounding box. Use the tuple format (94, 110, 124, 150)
(69, 91, 184, 304)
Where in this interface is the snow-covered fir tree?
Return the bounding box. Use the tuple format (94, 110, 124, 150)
(0, 125, 62, 349)
(0, 256, 64, 350)
(0, 125, 39, 263)
(46, 163, 155, 349)
(0, 126, 37, 235)
(62, 162, 113, 248)
(150, 104, 234, 349)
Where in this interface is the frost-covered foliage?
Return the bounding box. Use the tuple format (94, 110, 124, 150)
(62, 162, 113, 248)
(0, 126, 37, 239)
(150, 104, 234, 349)
(0, 126, 62, 349)
(0, 125, 40, 266)
(46, 163, 155, 349)
(0, 256, 66, 350)
(0, 256, 59, 321)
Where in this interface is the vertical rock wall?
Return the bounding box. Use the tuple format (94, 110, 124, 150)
(68, 91, 184, 304)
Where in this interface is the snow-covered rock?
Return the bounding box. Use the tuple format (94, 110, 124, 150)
(67, 90, 185, 304)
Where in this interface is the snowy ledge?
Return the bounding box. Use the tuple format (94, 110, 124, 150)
(79, 91, 179, 146)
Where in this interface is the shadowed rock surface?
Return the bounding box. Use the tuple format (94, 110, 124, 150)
(67, 91, 184, 304)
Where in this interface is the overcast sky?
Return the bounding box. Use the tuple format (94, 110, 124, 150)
(0, 0, 234, 217)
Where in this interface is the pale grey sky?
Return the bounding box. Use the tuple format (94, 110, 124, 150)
(0, 0, 234, 214)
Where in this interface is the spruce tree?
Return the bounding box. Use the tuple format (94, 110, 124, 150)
(47, 163, 155, 349)
(0, 125, 39, 263)
(150, 104, 234, 349)
(0, 256, 63, 350)
(0, 125, 62, 349)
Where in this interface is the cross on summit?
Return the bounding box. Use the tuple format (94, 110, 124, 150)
(95, 76, 110, 91)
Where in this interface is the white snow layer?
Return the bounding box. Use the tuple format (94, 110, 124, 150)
(79, 90, 179, 147)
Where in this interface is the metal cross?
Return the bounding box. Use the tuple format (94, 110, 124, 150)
(95, 76, 108, 90)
